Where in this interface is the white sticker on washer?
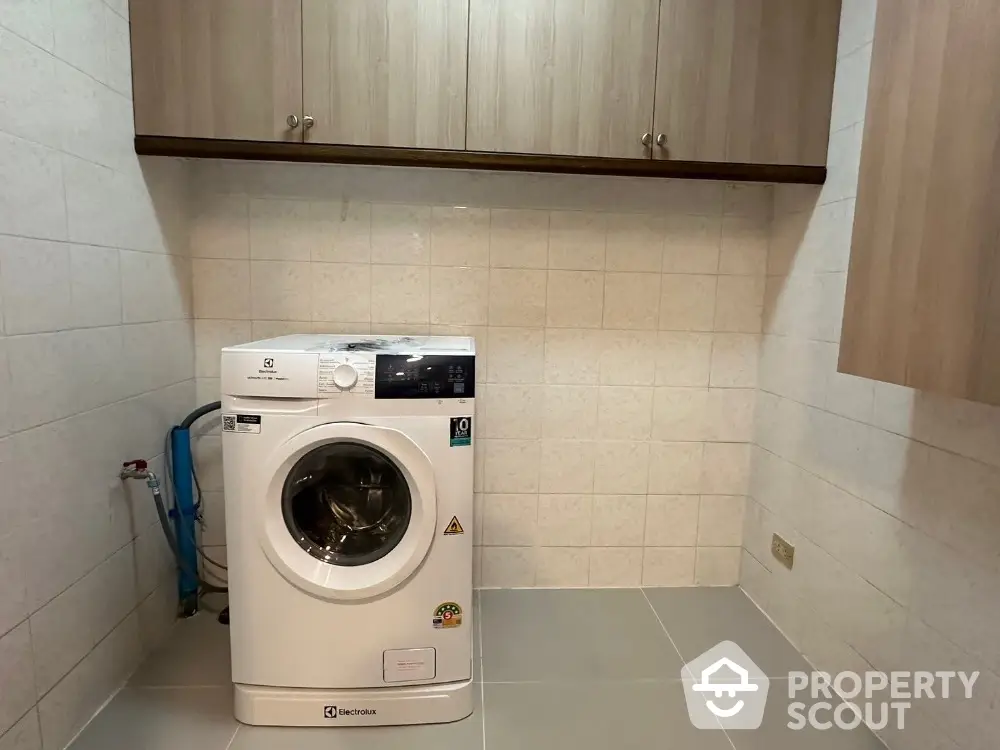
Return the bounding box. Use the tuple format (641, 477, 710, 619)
(317, 353, 375, 395)
(222, 414, 261, 434)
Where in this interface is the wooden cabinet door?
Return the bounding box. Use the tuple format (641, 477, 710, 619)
(653, 0, 840, 165)
(130, 0, 303, 141)
(840, 0, 1000, 404)
(302, 0, 469, 150)
(467, 0, 660, 159)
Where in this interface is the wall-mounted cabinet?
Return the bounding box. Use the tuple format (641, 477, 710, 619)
(302, 0, 469, 149)
(653, 0, 840, 166)
(466, 0, 660, 159)
(130, 0, 303, 141)
(839, 0, 1000, 405)
(130, 0, 842, 182)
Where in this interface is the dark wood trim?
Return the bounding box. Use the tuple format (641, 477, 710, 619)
(134, 136, 826, 184)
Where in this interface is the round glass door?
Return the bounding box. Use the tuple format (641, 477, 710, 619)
(282, 442, 411, 567)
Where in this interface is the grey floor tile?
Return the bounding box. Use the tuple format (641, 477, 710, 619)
(130, 612, 231, 687)
(230, 688, 484, 750)
(644, 587, 810, 677)
(68, 687, 237, 750)
(726, 684, 887, 750)
(481, 589, 682, 682)
(484, 681, 732, 750)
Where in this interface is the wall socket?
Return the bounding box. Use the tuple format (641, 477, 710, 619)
(771, 533, 795, 570)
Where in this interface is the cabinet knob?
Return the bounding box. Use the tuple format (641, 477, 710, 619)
(641, 132, 652, 147)
(303, 115, 315, 130)
(656, 133, 667, 147)
(286, 114, 300, 129)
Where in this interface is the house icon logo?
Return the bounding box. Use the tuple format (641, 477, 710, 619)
(681, 641, 769, 730)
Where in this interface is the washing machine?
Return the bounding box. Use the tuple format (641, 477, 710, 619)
(220, 334, 475, 727)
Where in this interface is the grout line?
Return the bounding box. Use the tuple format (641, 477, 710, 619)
(639, 588, 737, 749)
(223, 724, 241, 750)
(638, 588, 686, 675)
(477, 591, 486, 750)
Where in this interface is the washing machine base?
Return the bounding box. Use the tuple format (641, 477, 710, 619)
(234, 679, 475, 727)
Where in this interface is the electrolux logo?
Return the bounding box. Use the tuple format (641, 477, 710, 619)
(263, 357, 274, 368)
(324, 706, 376, 719)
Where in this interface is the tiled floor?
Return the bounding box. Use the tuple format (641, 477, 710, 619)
(69, 588, 885, 750)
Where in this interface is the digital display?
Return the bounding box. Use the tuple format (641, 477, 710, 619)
(374, 354, 475, 399)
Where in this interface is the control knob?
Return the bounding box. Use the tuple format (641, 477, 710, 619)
(332, 363, 358, 390)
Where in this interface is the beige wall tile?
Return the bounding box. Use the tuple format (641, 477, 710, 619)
(539, 440, 596, 494)
(314, 200, 371, 263)
(660, 275, 717, 331)
(710, 333, 760, 388)
(652, 387, 708, 441)
(192, 259, 250, 320)
(482, 439, 540, 493)
(537, 495, 592, 546)
(190, 194, 249, 259)
(481, 547, 536, 587)
(648, 442, 704, 495)
(597, 386, 654, 441)
(697, 496, 745, 546)
(605, 214, 664, 272)
(599, 330, 658, 386)
(701, 443, 751, 495)
(542, 386, 599, 439)
(480, 384, 544, 439)
(489, 208, 549, 269)
(482, 494, 538, 546)
(589, 547, 642, 587)
(249, 199, 315, 261)
(370, 265, 430, 324)
(715, 274, 764, 333)
(603, 272, 661, 330)
(695, 547, 741, 585)
(655, 332, 712, 387)
(662, 214, 721, 274)
(486, 327, 545, 384)
(543, 329, 603, 385)
(594, 441, 650, 495)
(642, 548, 696, 586)
(311, 263, 371, 323)
(548, 211, 606, 270)
(535, 548, 590, 587)
(591, 495, 647, 546)
(546, 270, 604, 328)
(370, 204, 431, 264)
(250, 261, 311, 321)
(719, 216, 768, 275)
(705, 388, 756, 442)
(430, 266, 488, 325)
(431, 206, 490, 266)
(645, 495, 699, 547)
(488, 269, 547, 327)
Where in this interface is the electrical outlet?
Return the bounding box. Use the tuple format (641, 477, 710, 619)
(771, 533, 795, 570)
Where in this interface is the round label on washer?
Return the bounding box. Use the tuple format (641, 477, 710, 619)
(432, 602, 463, 629)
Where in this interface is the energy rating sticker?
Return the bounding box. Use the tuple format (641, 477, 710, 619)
(432, 602, 463, 629)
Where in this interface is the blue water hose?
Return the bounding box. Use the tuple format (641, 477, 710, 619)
(170, 426, 200, 616)
(171, 401, 222, 616)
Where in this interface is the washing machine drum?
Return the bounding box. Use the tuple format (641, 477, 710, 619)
(281, 442, 412, 567)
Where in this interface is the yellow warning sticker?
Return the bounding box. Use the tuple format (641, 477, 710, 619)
(443, 516, 465, 535)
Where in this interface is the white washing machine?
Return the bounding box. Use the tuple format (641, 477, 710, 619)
(220, 334, 475, 727)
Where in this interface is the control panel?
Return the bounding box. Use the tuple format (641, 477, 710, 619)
(374, 355, 475, 399)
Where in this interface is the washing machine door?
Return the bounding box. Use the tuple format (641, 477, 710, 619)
(259, 422, 436, 601)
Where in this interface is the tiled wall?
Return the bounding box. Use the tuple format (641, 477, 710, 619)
(743, 1, 1000, 748)
(0, 2, 194, 749)
(190, 161, 770, 589)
